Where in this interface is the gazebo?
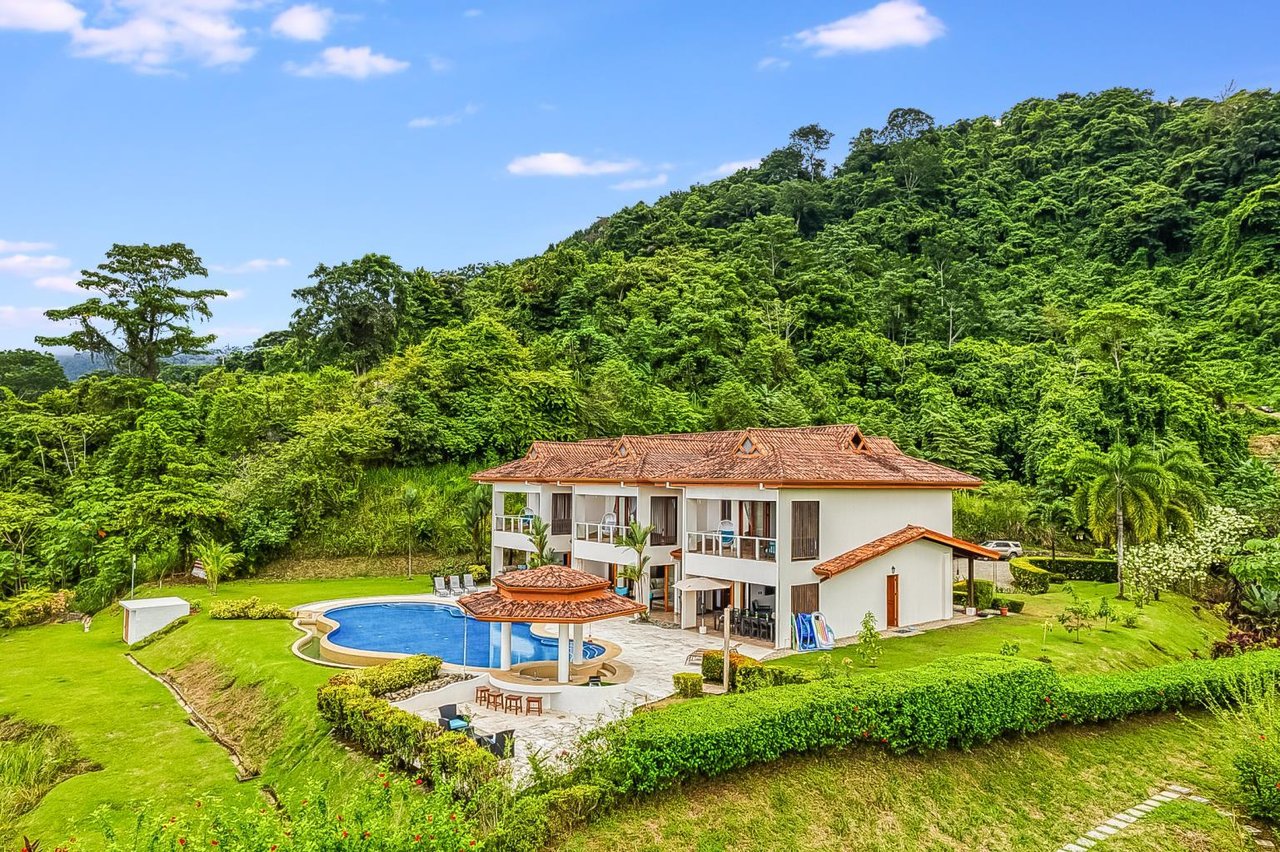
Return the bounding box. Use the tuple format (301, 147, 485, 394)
(457, 565, 645, 683)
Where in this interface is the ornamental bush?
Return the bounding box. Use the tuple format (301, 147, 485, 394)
(354, 655, 443, 696)
(0, 587, 74, 628)
(737, 664, 819, 693)
(486, 784, 607, 852)
(700, 650, 761, 689)
(1022, 556, 1115, 583)
(1009, 558, 1051, 594)
(952, 579, 995, 610)
(208, 596, 292, 620)
(1235, 743, 1280, 823)
(672, 672, 703, 698)
(597, 654, 1059, 793)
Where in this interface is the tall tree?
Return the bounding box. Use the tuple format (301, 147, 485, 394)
(1067, 444, 1168, 598)
(789, 124, 834, 181)
(289, 254, 407, 374)
(37, 243, 224, 380)
(0, 350, 68, 400)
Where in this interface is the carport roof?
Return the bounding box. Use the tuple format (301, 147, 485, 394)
(812, 526, 1000, 579)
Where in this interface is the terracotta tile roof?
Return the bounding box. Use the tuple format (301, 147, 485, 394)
(472, 425, 981, 489)
(495, 565, 609, 592)
(812, 526, 1000, 579)
(458, 564, 644, 623)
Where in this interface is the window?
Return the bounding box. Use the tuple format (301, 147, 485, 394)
(791, 501, 819, 560)
(551, 493, 573, 536)
(651, 496, 678, 545)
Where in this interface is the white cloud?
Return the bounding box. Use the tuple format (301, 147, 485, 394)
(287, 45, 409, 79)
(271, 4, 332, 41)
(711, 158, 761, 176)
(463, 8, 482, 17)
(507, 153, 640, 177)
(223, 288, 248, 300)
(0, 306, 59, 338)
(756, 56, 790, 72)
(0, 254, 72, 277)
(610, 173, 667, 191)
(210, 257, 290, 274)
(0, 0, 83, 32)
(0, 239, 55, 252)
(33, 275, 80, 292)
(793, 0, 944, 55)
(426, 54, 452, 73)
(408, 103, 480, 129)
(71, 0, 255, 72)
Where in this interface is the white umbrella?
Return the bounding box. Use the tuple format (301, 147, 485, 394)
(674, 576, 730, 592)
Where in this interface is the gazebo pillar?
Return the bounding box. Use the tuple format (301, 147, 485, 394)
(557, 623, 571, 683)
(499, 621, 512, 671)
(572, 623, 585, 664)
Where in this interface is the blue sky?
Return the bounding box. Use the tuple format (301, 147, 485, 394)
(1, 0, 1279, 350)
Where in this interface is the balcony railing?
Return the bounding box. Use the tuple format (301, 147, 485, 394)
(575, 521, 628, 544)
(686, 531, 777, 562)
(495, 514, 535, 533)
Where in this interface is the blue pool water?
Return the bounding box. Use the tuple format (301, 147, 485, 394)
(323, 602, 606, 667)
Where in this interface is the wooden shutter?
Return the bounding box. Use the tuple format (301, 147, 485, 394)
(551, 493, 572, 535)
(791, 582, 819, 616)
(791, 501, 819, 560)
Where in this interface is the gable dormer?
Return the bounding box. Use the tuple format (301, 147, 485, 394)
(842, 426, 869, 454)
(613, 437, 636, 458)
(735, 430, 767, 457)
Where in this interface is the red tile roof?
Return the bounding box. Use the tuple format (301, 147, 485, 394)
(473, 425, 981, 489)
(812, 526, 1000, 579)
(457, 564, 645, 624)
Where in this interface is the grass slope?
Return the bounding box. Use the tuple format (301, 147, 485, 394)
(560, 712, 1258, 852)
(778, 583, 1224, 676)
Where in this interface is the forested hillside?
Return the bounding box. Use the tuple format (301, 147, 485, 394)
(3, 87, 1280, 609)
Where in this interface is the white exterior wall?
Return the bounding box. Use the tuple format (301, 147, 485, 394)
(490, 483, 572, 575)
(121, 598, 190, 645)
(817, 540, 953, 639)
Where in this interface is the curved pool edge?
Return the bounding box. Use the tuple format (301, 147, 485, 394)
(291, 594, 625, 671)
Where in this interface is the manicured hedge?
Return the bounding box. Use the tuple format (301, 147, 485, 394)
(1009, 558, 1050, 594)
(952, 578, 995, 610)
(208, 596, 292, 620)
(737, 664, 819, 693)
(486, 783, 608, 852)
(672, 672, 703, 698)
(1056, 649, 1280, 723)
(992, 597, 1026, 614)
(316, 655, 495, 794)
(598, 655, 1058, 793)
(700, 650, 761, 688)
(1024, 556, 1115, 583)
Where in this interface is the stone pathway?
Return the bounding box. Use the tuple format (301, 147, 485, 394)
(1054, 785, 1272, 851)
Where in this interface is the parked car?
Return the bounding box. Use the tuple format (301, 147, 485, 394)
(981, 540, 1023, 559)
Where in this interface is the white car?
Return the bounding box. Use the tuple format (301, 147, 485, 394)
(981, 540, 1023, 559)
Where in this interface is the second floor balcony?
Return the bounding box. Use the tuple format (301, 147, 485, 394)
(686, 529, 777, 562)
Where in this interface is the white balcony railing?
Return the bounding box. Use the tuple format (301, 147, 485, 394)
(686, 531, 777, 562)
(495, 514, 536, 533)
(575, 521, 628, 544)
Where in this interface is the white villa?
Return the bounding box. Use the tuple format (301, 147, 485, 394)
(473, 424, 997, 650)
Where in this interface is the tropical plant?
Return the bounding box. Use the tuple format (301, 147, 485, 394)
(190, 539, 243, 596)
(1238, 584, 1280, 633)
(1067, 444, 1169, 598)
(618, 521, 655, 608)
(460, 485, 492, 566)
(525, 516, 555, 568)
(853, 611, 883, 665)
(400, 485, 421, 579)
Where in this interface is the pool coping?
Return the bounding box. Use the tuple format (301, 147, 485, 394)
(290, 593, 624, 671)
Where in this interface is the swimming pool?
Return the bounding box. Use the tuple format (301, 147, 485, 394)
(321, 601, 606, 667)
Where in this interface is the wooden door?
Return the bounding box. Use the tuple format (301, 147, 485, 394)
(886, 575, 900, 628)
(790, 582, 819, 616)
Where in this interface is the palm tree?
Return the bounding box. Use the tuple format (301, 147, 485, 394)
(1153, 440, 1210, 536)
(525, 516, 555, 568)
(618, 521, 655, 609)
(460, 485, 491, 565)
(191, 539, 244, 596)
(401, 485, 421, 579)
(1033, 497, 1075, 571)
(1067, 444, 1167, 598)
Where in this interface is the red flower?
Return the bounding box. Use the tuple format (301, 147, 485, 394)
(363, 832, 370, 839)
(210, 842, 219, 847)
(414, 836, 422, 844)
(880, 737, 887, 743)
(427, 815, 434, 823)
(271, 847, 278, 851)
(341, 831, 349, 839)
(415, 778, 425, 786)
(1060, 714, 1067, 719)
(1043, 697, 1051, 703)
(450, 814, 457, 821)
(378, 772, 385, 778)
(178, 841, 186, 847)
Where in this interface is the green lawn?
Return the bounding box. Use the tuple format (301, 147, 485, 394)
(559, 712, 1261, 852)
(778, 583, 1226, 676)
(1, 573, 442, 848)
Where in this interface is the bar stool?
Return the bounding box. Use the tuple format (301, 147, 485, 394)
(474, 685, 491, 706)
(504, 694, 524, 714)
(485, 690, 503, 710)
(525, 696, 543, 716)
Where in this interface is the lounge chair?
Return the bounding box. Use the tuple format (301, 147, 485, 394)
(718, 519, 736, 555)
(462, 573, 478, 592)
(447, 575, 463, 595)
(433, 576, 448, 596)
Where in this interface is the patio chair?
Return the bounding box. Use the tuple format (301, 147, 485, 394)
(462, 573, 478, 592)
(477, 729, 514, 759)
(601, 511, 618, 540)
(433, 576, 448, 596)
(447, 575, 463, 595)
(519, 506, 536, 530)
(718, 519, 736, 554)
(438, 704, 470, 733)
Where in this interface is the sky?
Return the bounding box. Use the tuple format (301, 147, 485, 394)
(1, 0, 1279, 351)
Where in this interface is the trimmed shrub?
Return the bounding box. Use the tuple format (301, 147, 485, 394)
(486, 784, 607, 852)
(1235, 743, 1280, 823)
(1009, 558, 1051, 594)
(701, 650, 761, 689)
(0, 588, 74, 628)
(597, 654, 1059, 793)
(208, 596, 292, 620)
(354, 654, 443, 696)
(673, 672, 703, 698)
(952, 579, 995, 610)
(737, 664, 820, 693)
(1024, 556, 1115, 583)
(992, 597, 1026, 614)
(1056, 649, 1280, 724)
(316, 655, 495, 794)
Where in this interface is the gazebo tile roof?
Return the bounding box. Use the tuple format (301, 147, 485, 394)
(495, 565, 609, 591)
(456, 590, 644, 623)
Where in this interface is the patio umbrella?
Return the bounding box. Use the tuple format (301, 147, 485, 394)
(675, 576, 733, 686)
